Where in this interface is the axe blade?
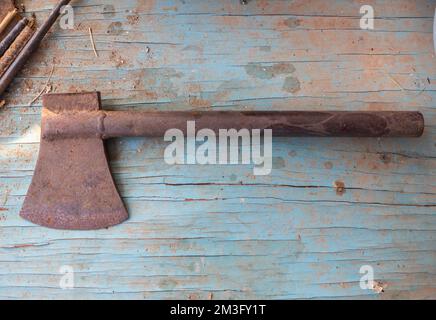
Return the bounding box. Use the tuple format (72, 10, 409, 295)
(20, 92, 128, 230)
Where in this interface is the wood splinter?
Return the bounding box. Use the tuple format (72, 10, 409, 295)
(29, 65, 55, 106)
(88, 27, 98, 57)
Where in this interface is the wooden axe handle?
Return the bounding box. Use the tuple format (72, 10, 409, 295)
(42, 110, 424, 140)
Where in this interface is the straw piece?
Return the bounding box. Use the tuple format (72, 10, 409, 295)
(88, 27, 98, 57)
(29, 65, 55, 106)
(0, 22, 35, 78)
(0, 8, 18, 35)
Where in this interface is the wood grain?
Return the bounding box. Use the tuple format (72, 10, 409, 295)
(0, 0, 435, 299)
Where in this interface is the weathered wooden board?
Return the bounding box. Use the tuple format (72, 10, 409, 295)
(0, 0, 435, 299)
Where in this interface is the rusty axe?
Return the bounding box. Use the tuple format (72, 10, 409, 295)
(20, 92, 424, 230)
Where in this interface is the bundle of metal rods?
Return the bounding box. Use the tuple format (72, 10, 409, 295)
(0, 0, 71, 98)
(0, 8, 34, 80)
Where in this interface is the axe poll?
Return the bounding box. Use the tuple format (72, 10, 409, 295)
(20, 92, 424, 230)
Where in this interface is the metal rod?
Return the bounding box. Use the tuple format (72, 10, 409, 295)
(42, 110, 424, 140)
(0, 8, 18, 35)
(0, 21, 34, 77)
(0, 17, 28, 57)
(0, 0, 71, 96)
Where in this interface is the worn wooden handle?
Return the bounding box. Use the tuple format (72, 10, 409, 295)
(42, 110, 424, 140)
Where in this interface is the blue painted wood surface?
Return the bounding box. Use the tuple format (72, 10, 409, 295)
(0, 0, 435, 299)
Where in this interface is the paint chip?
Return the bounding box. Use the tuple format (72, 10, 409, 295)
(245, 62, 296, 80)
(284, 17, 301, 28)
(282, 76, 301, 93)
(372, 281, 386, 294)
(324, 161, 333, 169)
(379, 153, 392, 164)
(334, 180, 345, 196)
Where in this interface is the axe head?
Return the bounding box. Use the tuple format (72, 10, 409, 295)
(20, 92, 128, 230)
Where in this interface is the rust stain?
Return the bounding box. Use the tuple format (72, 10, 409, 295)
(188, 293, 199, 300)
(256, 0, 269, 10)
(188, 96, 211, 108)
(127, 14, 140, 25)
(186, 83, 202, 92)
(110, 50, 126, 67)
(339, 282, 353, 289)
(272, 157, 286, 169)
(107, 21, 124, 35)
(102, 4, 115, 18)
(137, 0, 155, 13)
(283, 17, 301, 28)
(324, 161, 333, 169)
(379, 153, 392, 164)
(159, 278, 178, 290)
(334, 180, 345, 196)
(282, 76, 301, 93)
(366, 102, 396, 111)
(143, 90, 158, 100)
(213, 89, 231, 102)
(9, 242, 49, 249)
(162, 6, 178, 12)
(23, 79, 34, 92)
(245, 62, 295, 79)
(12, 244, 36, 248)
(373, 281, 387, 294)
(215, 16, 244, 28)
